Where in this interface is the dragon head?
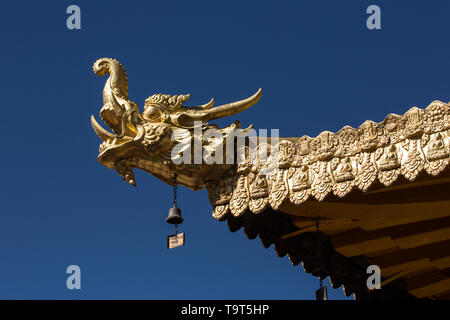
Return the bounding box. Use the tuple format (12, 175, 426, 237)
(91, 58, 261, 189)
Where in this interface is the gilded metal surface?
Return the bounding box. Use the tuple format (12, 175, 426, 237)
(91, 58, 450, 221)
(211, 103, 450, 219)
(91, 58, 261, 189)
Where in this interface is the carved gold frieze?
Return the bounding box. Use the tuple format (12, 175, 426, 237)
(208, 102, 450, 218)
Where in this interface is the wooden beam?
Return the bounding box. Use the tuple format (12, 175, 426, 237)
(372, 240, 450, 265)
(380, 258, 432, 278)
(329, 217, 450, 253)
(335, 237, 394, 257)
(406, 268, 449, 291)
(435, 290, 450, 300)
(410, 278, 450, 298)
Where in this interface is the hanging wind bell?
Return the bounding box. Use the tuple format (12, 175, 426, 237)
(315, 220, 328, 300)
(166, 174, 185, 249)
(316, 277, 328, 300)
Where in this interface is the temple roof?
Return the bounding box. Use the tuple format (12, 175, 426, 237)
(207, 100, 450, 299)
(91, 58, 450, 299)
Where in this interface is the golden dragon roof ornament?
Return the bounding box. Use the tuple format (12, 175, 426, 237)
(91, 58, 450, 220)
(91, 58, 261, 188)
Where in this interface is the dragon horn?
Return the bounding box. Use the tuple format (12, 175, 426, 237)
(198, 98, 215, 109)
(91, 115, 118, 141)
(205, 88, 262, 121)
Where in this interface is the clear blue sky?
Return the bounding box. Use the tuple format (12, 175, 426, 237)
(0, 0, 449, 299)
